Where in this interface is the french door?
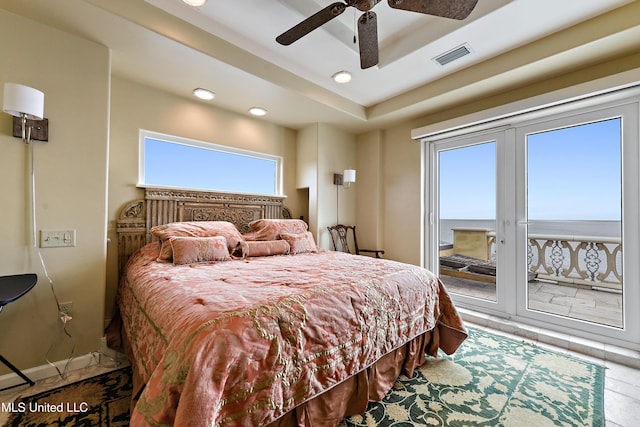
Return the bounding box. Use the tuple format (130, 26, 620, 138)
(431, 131, 507, 313)
(428, 100, 640, 348)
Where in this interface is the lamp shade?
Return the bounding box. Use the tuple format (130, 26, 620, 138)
(3, 83, 44, 119)
(343, 169, 356, 183)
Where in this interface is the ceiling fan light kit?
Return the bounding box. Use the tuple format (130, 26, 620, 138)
(276, 0, 479, 69)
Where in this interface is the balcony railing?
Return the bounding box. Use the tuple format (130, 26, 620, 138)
(449, 228, 622, 291)
(525, 234, 621, 290)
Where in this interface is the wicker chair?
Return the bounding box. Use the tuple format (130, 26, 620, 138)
(327, 224, 384, 258)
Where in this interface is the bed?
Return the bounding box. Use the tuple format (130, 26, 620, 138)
(107, 188, 467, 427)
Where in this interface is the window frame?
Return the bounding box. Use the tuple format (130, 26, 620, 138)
(138, 130, 283, 196)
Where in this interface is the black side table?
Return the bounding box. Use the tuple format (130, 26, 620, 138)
(0, 273, 38, 390)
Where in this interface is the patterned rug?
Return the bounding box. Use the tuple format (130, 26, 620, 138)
(4, 366, 132, 427)
(3, 328, 604, 426)
(341, 327, 605, 427)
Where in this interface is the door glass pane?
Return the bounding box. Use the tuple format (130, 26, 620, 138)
(439, 141, 497, 301)
(526, 118, 623, 328)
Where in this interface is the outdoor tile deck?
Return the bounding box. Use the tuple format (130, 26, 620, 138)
(442, 276, 624, 328)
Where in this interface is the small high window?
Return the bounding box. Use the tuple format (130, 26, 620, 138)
(139, 130, 281, 195)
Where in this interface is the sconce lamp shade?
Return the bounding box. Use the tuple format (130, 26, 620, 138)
(343, 169, 356, 184)
(3, 83, 44, 120)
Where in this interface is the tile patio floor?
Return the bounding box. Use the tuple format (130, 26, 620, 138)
(441, 275, 623, 328)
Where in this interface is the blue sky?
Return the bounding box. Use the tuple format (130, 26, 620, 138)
(144, 138, 278, 195)
(440, 142, 497, 219)
(439, 118, 621, 220)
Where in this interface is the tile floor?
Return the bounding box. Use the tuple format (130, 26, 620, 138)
(1, 319, 639, 426)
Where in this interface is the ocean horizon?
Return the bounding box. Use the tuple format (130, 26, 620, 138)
(439, 219, 621, 244)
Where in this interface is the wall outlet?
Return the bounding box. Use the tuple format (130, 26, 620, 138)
(59, 301, 73, 317)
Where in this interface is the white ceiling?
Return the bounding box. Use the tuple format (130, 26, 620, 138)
(1, 0, 636, 133)
(146, 0, 513, 106)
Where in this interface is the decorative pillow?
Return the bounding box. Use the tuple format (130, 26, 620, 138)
(170, 236, 231, 265)
(239, 240, 290, 258)
(241, 231, 259, 241)
(248, 219, 309, 241)
(280, 232, 318, 255)
(151, 221, 244, 261)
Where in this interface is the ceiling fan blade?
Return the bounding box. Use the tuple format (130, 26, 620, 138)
(276, 2, 348, 46)
(358, 11, 379, 69)
(388, 0, 478, 20)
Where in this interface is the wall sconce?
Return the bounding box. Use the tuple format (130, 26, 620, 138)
(3, 83, 47, 143)
(333, 169, 356, 224)
(333, 169, 356, 188)
(343, 169, 356, 188)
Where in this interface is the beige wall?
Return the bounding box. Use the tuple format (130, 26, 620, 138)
(295, 123, 356, 249)
(379, 123, 423, 266)
(296, 124, 319, 240)
(355, 130, 384, 253)
(317, 124, 356, 249)
(105, 77, 299, 320)
(0, 10, 110, 375)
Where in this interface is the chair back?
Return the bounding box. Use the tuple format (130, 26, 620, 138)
(327, 224, 360, 255)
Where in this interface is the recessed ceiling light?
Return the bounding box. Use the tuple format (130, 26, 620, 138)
(193, 88, 215, 100)
(248, 107, 267, 117)
(332, 71, 352, 84)
(182, 0, 207, 6)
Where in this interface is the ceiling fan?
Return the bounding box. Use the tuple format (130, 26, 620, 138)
(276, 0, 478, 69)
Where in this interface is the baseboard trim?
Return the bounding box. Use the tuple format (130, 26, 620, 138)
(0, 353, 96, 391)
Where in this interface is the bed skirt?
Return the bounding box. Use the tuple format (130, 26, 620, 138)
(107, 314, 449, 427)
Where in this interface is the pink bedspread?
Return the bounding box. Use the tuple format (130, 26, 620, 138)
(118, 243, 466, 426)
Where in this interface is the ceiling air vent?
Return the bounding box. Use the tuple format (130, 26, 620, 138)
(433, 43, 472, 66)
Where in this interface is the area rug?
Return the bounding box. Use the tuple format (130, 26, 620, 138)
(3, 328, 604, 427)
(341, 327, 605, 427)
(3, 366, 132, 427)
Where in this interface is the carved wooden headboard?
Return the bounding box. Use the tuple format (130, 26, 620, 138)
(116, 187, 290, 273)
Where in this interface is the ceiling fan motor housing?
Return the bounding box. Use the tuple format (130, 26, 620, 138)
(353, 0, 381, 12)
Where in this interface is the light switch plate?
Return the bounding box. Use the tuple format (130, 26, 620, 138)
(40, 229, 76, 248)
